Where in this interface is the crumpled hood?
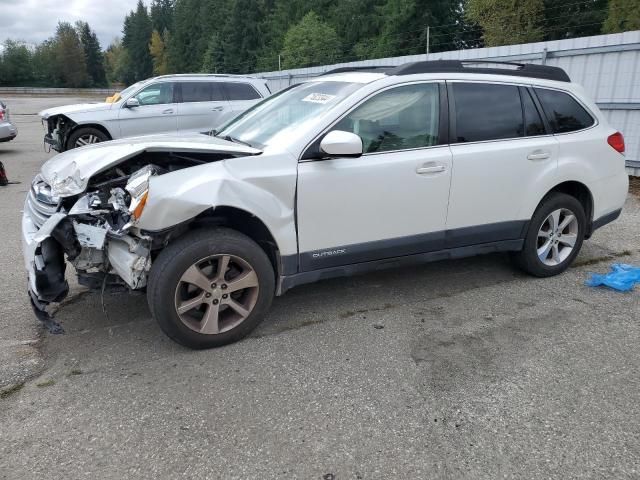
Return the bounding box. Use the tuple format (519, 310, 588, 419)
(41, 133, 262, 197)
(39, 102, 113, 119)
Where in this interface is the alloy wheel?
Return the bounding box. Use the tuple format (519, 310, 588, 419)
(174, 254, 260, 335)
(536, 208, 579, 266)
(75, 134, 102, 147)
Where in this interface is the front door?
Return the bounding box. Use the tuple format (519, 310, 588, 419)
(118, 81, 178, 138)
(297, 82, 452, 271)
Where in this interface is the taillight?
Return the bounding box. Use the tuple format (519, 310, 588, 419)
(607, 132, 625, 154)
(0, 109, 4, 121)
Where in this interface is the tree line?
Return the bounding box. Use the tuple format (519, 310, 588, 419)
(1, 0, 638, 87)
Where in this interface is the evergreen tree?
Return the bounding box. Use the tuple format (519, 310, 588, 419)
(281, 11, 341, 69)
(603, 0, 640, 33)
(53, 22, 90, 87)
(201, 33, 225, 72)
(122, 0, 154, 81)
(219, 0, 267, 73)
(77, 21, 107, 86)
(0, 40, 34, 86)
(466, 0, 545, 47)
(151, 0, 176, 33)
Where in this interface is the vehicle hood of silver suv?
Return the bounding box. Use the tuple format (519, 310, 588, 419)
(41, 133, 262, 197)
(39, 102, 114, 119)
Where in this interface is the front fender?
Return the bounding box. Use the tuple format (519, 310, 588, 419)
(138, 156, 298, 256)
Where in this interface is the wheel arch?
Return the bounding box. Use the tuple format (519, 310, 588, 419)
(538, 181, 594, 236)
(155, 206, 292, 283)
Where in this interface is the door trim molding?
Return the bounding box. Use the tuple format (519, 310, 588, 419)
(298, 220, 528, 271)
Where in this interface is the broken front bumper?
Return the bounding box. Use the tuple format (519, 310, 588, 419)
(22, 194, 152, 312)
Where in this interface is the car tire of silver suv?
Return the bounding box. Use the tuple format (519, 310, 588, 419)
(147, 228, 275, 349)
(512, 192, 586, 277)
(67, 127, 109, 149)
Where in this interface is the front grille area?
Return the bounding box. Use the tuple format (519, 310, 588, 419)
(26, 180, 60, 229)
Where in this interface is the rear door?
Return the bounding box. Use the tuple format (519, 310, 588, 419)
(176, 81, 231, 133)
(117, 81, 178, 137)
(221, 82, 263, 120)
(446, 81, 559, 243)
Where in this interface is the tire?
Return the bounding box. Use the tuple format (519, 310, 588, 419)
(66, 127, 109, 150)
(512, 192, 586, 277)
(147, 228, 275, 349)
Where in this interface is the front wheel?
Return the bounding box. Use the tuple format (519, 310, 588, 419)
(512, 193, 586, 277)
(147, 228, 275, 349)
(66, 127, 109, 150)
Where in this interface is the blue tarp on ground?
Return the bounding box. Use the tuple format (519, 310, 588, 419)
(586, 264, 640, 292)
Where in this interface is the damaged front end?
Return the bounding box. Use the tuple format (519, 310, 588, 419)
(22, 136, 263, 328)
(24, 168, 155, 324)
(23, 153, 211, 324)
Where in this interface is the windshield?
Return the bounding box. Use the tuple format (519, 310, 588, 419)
(217, 81, 364, 148)
(119, 81, 147, 100)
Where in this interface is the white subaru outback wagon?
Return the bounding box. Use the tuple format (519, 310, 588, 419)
(39, 74, 270, 152)
(23, 60, 628, 348)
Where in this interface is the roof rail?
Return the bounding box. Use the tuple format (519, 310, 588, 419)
(389, 60, 571, 82)
(322, 66, 394, 75)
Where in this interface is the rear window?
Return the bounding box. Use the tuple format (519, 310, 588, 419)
(179, 82, 225, 102)
(534, 88, 594, 133)
(453, 83, 523, 143)
(222, 82, 261, 101)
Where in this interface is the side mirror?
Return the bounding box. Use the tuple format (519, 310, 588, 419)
(125, 97, 140, 108)
(319, 130, 363, 157)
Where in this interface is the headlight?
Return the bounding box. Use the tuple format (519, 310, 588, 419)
(125, 165, 156, 220)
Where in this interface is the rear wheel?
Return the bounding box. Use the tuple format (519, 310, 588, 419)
(512, 193, 586, 277)
(147, 228, 275, 349)
(67, 127, 109, 150)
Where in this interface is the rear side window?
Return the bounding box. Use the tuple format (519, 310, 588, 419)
(453, 83, 523, 142)
(222, 82, 261, 101)
(534, 88, 594, 133)
(179, 82, 225, 102)
(522, 89, 546, 136)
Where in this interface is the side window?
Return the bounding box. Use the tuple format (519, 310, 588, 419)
(133, 82, 174, 106)
(180, 82, 212, 102)
(534, 88, 595, 133)
(222, 82, 262, 101)
(453, 83, 523, 142)
(333, 83, 440, 153)
(522, 89, 546, 136)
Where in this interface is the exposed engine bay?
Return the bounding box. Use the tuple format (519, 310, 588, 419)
(27, 150, 241, 319)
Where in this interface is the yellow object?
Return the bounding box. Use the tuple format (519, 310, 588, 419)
(105, 93, 121, 103)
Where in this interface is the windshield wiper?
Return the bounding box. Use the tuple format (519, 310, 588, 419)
(223, 134, 252, 148)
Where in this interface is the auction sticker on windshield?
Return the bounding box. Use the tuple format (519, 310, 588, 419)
(302, 93, 336, 104)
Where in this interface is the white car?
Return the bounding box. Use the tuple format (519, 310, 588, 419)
(0, 100, 18, 142)
(39, 74, 270, 152)
(23, 61, 628, 348)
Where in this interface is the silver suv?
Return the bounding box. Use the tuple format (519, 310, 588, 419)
(39, 74, 270, 152)
(23, 61, 628, 349)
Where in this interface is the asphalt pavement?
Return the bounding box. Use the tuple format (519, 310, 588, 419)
(0, 96, 638, 479)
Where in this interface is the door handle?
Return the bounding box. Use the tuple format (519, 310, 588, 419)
(416, 165, 446, 175)
(211, 106, 224, 112)
(527, 151, 550, 161)
(162, 108, 174, 115)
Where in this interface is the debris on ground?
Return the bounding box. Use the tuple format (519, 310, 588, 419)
(586, 263, 640, 292)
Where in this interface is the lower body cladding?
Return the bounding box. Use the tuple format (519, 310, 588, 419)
(23, 210, 152, 322)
